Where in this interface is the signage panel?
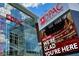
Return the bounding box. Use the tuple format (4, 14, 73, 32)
(40, 11, 79, 56)
(6, 14, 22, 25)
(38, 3, 69, 30)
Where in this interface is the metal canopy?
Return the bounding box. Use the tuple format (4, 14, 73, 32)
(8, 3, 38, 22)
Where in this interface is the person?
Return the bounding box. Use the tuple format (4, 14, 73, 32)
(63, 13, 73, 29)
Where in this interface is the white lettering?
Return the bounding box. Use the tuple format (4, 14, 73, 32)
(61, 43, 78, 53)
(54, 48, 61, 54)
(69, 44, 74, 50)
(73, 43, 78, 49)
(44, 43, 79, 56)
(45, 51, 51, 56)
(43, 37, 56, 51)
(61, 46, 67, 52)
(66, 45, 70, 51)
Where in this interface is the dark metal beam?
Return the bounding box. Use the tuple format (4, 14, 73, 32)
(8, 3, 38, 22)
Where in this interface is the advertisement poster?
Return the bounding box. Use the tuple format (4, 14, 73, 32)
(40, 11, 79, 56)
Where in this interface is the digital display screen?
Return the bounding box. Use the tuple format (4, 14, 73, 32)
(40, 11, 79, 56)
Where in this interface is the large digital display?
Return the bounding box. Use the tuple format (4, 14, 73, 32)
(40, 11, 79, 56)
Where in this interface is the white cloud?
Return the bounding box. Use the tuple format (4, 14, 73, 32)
(21, 3, 45, 8)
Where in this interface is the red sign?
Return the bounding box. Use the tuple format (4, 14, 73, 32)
(6, 14, 22, 25)
(43, 36, 79, 56)
(40, 4, 63, 26)
(40, 16, 46, 25)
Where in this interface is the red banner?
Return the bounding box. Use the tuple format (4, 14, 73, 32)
(44, 37, 79, 56)
(6, 14, 22, 25)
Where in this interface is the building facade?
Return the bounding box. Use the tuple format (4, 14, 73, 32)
(0, 3, 41, 56)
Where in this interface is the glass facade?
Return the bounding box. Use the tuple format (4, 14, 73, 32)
(9, 25, 25, 56)
(0, 16, 6, 55)
(0, 3, 41, 56)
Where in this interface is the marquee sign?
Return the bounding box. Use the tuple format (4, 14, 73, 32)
(40, 4, 63, 25)
(40, 11, 79, 56)
(43, 37, 79, 56)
